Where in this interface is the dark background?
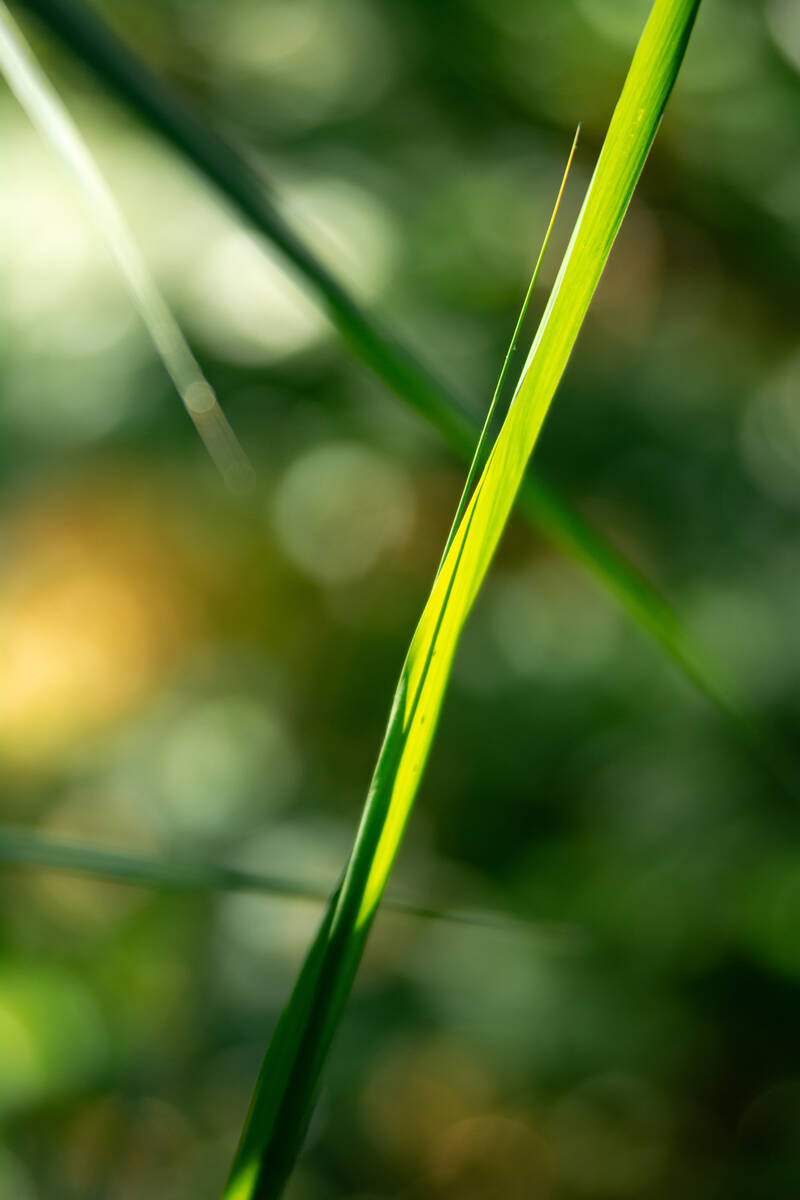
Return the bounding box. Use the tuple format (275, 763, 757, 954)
(3, 1, 800, 1196)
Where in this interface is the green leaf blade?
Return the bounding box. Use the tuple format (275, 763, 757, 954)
(222, 3, 703, 1197)
(0, 1, 253, 490)
(15, 0, 745, 733)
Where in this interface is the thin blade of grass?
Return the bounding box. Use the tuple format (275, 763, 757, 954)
(0, 2, 253, 492)
(0, 826, 581, 941)
(439, 125, 580, 568)
(2, 0, 782, 795)
(12, 0, 747, 731)
(223, 3, 703, 1197)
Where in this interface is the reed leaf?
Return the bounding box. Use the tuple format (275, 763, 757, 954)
(0, 1, 252, 490)
(11, 0, 742, 728)
(223, 3, 702, 1197)
(0, 826, 579, 939)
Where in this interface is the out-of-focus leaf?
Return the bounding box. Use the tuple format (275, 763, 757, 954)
(0, 1, 252, 490)
(12, 0, 745, 731)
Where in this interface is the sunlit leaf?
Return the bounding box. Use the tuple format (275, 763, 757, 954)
(222, 3, 703, 1196)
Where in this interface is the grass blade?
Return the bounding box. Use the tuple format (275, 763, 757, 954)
(438, 125, 580, 568)
(0, 2, 253, 491)
(0, 825, 580, 938)
(0, 826, 332, 904)
(222, 3, 703, 1197)
(12, 0, 745, 729)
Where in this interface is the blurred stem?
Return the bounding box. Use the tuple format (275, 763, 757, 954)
(0, 826, 578, 942)
(12, 0, 752, 736)
(0, 1, 253, 491)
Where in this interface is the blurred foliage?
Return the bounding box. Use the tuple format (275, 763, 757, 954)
(2, 0, 800, 1197)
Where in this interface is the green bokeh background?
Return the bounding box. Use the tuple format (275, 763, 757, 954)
(3, 1, 800, 1196)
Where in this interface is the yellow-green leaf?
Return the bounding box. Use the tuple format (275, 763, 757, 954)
(222, 3, 703, 1197)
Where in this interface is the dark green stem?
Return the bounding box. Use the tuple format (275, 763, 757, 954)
(12, 0, 754, 738)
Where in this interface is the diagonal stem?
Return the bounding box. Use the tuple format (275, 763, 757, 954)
(11, 0, 754, 737)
